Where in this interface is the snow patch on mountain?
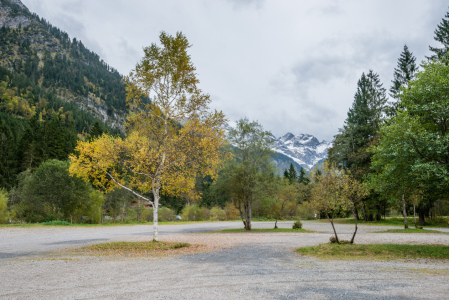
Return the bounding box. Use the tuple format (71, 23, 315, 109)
(271, 132, 331, 170)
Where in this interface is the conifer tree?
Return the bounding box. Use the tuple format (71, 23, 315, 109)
(429, 10, 449, 60)
(287, 163, 297, 184)
(298, 167, 309, 185)
(390, 45, 417, 99)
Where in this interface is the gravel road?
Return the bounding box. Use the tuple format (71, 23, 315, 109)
(1, 221, 449, 299)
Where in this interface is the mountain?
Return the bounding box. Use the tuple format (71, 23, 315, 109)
(0, 0, 127, 133)
(0, 0, 130, 189)
(271, 132, 331, 171)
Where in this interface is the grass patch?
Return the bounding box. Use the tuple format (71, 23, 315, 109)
(297, 243, 449, 260)
(76, 241, 190, 255)
(330, 217, 449, 228)
(0, 221, 218, 228)
(375, 228, 448, 234)
(218, 228, 313, 233)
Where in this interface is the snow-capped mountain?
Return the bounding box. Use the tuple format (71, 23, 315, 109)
(271, 133, 331, 170)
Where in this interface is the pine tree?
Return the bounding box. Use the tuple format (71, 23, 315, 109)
(287, 163, 297, 184)
(429, 10, 449, 60)
(298, 167, 309, 185)
(390, 45, 417, 99)
(87, 121, 104, 141)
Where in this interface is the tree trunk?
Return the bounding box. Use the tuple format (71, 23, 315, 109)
(350, 208, 358, 244)
(362, 202, 367, 221)
(327, 213, 339, 244)
(244, 201, 252, 230)
(354, 206, 359, 221)
(402, 193, 408, 229)
(153, 192, 159, 241)
(419, 211, 426, 226)
(413, 203, 417, 228)
(274, 219, 278, 229)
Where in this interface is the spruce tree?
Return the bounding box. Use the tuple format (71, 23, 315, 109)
(298, 167, 309, 185)
(287, 163, 297, 184)
(390, 45, 417, 99)
(283, 169, 290, 181)
(429, 10, 449, 60)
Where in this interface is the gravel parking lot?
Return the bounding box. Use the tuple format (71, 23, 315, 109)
(1, 221, 448, 299)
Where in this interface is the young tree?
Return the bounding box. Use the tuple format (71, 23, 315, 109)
(310, 161, 347, 243)
(224, 118, 274, 230)
(70, 32, 228, 241)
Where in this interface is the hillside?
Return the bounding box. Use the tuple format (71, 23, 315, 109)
(0, 0, 127, 132)
(0, 0, 130, 189)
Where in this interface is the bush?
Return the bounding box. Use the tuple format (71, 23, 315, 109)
(292, 220, 302, 229)
(181, 204, 210, 221)
(210, 206, 226, 221)
(158, 207, 176, 222)
(0, 189, 10, 224)
(224, 202, 239, 220)
(296, 202, 316, 220)
(145, 207, 176, 222)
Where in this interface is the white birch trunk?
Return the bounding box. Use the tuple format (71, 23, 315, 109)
(153, 191, 159, 241)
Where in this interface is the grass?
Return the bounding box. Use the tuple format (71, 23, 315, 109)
(329, 217, 449, 228)
(297, 243, 449, 260)
(375, 228, 448, 234)
(76, 241, 190, 255)
(0, 220, 213, 228)
(218, 228, 313, 233)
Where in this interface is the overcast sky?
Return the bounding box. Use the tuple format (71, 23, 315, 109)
(20, 0, 448, 141)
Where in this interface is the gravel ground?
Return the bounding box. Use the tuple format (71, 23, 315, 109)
(1, 221, 449, 299)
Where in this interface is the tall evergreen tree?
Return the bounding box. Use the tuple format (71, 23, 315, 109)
(287, 163, 297, 184)
(429, 10, 449, 60)
(390, 45, 417, 99)
(298, 167, 309, 185)
(329, 70, 388, 173)
(328, 70, 388, 221)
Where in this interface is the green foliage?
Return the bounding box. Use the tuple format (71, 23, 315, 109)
(181, 204, 210, 221)
(292, 219, 302, 229)
(223, 118, 275, 230)
(210, 206, 227, 221)
(0, 188, 10, 223)
(14, 159, 103, 223)
(372, 58, 449, 221)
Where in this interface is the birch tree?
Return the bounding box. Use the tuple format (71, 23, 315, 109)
(70, 32, 228, 241)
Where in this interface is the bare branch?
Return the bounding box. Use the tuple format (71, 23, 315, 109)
(106, 172, 153, 204)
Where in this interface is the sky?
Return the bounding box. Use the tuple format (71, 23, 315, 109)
(20, 0, 448, 141)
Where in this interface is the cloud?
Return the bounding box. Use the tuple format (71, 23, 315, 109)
(224, 0, 265, 10)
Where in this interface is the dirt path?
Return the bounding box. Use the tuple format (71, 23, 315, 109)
(1, 221, 448, 299)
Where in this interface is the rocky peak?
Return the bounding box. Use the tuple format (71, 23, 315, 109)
(0, 0, 32, 28)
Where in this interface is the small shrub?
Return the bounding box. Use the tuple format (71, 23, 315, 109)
(210, 206, 226, 221)
(292, 220, 302, 229)
(224, 202, 239, 220)
(158, 207, 176, 222)
(181, 205, 210, 221)
(329, 236, 338, 243)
